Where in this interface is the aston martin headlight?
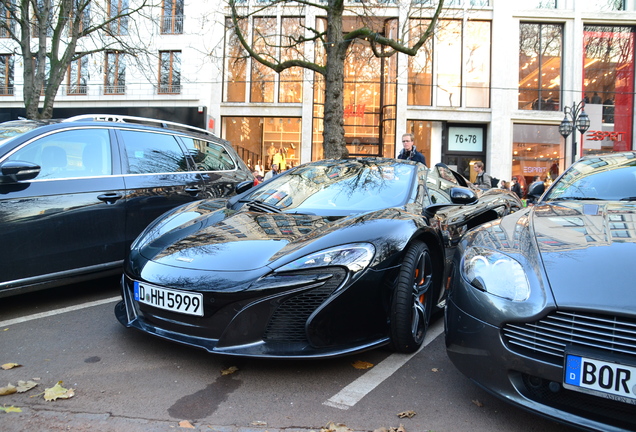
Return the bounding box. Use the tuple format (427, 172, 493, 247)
(461, 247, 530, 301)
(276, 243, 375, 275)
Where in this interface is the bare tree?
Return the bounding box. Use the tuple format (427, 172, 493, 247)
(228, 0, 446, 159)
(0, 0, 155, 119)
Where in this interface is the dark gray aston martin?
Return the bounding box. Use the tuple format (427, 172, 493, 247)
(445, 151, 636, 431)
(116, 158, 521, 358)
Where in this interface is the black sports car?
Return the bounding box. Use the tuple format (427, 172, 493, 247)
(445, 151, 636, 431)
(116, 158, 521, 358)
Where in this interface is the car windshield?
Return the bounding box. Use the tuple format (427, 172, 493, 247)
(0, 121, 51, 145)
(544, 153, 636, 202)
(243, 159, 416, 215)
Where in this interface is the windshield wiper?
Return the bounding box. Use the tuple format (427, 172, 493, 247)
(239, 199, 282, 213)
(549, 196, 602, 201)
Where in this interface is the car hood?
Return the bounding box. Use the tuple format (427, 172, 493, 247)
(138, 209, 342, 271)
(531, 201, 636, 313)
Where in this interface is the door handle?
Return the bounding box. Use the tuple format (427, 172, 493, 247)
(97, 192, 123, 204)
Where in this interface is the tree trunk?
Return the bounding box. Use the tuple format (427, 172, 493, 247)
(322, 0, 348, 160)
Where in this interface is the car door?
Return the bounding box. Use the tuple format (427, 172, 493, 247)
(178, 135, 253, 198)
(0, 127, 126, 291)
(115, 128, 206, 244)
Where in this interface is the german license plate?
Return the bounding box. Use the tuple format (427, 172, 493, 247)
(134, 281, 203, 316)
(564, 352, 636, 405)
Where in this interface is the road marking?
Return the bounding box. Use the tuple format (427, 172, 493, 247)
(323, 319, 444, 410)
(0, 296, 120, 328)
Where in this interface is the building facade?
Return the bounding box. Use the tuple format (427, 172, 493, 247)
(1, 0, 635, 189)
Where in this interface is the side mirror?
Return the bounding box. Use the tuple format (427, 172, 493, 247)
(235, 180, 254, 195)
(0, 160, 41, 184)
(449, 186, 478, 205)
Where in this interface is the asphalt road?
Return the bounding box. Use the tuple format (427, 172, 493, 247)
(0, 277, 577, 432)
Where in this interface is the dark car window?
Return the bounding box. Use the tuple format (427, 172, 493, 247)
(5, 128, 112, 180)
(180, 137, 237, 171)
(119, 130, 190, 174)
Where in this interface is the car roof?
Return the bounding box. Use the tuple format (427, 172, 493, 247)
(1, 114, 224, 144)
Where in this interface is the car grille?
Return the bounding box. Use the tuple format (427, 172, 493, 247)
(519, 373, 636, 430)
(263, 268, 346, 343)
(503, 310, 636, 365)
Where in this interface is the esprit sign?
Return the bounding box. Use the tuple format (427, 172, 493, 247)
(586, 130, 626, 141)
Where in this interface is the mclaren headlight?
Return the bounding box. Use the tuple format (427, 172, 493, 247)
(461, 246, 530, 301)
(276, 243, 375, 276)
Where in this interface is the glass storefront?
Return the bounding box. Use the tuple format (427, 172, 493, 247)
(582, 25, 635, 155)
(512, 124, 564, 192)
(221, 117, 302, 173)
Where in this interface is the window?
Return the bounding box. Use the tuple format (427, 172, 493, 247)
(251, 17, 276, 103)
(67, 56, 88, 95)
(224, 17, 247, 102)
(0, 1, 14, 38)
(108, 0, 128, 35)
(0, 54, 13, 96)
(119, 130, 189, 174)
(180, 137, 237, 171)
(408, 19, 491, 108)
(161, 0, 184, 34)
(104, 51, 125, 94)
(518, 23, 562, 111)
(6, 129, 112, 180)
(580, 0, 625, 11)
(279, 17, 304, 103)
(582, 25, 635, 155)
(158, 50, 181, 94)
(32, 0, 53, 37)
(69, 0, 91, 35)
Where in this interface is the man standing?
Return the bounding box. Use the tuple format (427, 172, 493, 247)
(397, 133, 426, 165)
(473, 161, 492, 189)
(511, 176, 523, 198)
(264, 163, 280, 180)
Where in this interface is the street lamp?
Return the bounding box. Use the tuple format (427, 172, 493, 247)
(559, 101, 591, 165)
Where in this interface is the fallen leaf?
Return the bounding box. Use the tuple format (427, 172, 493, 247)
(251, 420, 267, 426)
(44, 381, 75, 401)
(16, 380, 38, 393)
(352, 360, 374, 370)
(220, 366, 239, 376)
(0, 384, 17, 396)
(1, 363, 20, 370)
(397, 410, 416, 418)
(321, 422, 353, 432)
(178, 420, 195, 428)
(472, 399, 484, 407)
(0, 405, 22, 413)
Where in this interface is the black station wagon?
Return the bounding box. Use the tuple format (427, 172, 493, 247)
(0, 114, 253, 297)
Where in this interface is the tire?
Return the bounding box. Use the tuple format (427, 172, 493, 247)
(389, 240, 435, 353)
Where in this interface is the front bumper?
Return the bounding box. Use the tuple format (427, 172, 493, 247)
(444, 297, 636, 432)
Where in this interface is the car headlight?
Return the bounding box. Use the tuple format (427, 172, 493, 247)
(461, 246, 530, 301)
(276, 243, 375, 275)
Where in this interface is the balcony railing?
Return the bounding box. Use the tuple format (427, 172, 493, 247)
(157, 84, 181, 94)
(160, 15, 184, 34)
(103, 85, 126, 95)
(0, 86, 14, 96)
(66, 84, 88, 95)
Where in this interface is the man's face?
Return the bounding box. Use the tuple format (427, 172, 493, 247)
(402, 135, 414, 151)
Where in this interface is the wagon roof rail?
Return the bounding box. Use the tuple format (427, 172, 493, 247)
(62, 114, 216, 138)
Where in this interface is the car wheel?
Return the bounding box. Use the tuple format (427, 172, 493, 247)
(390, 240, 434, 353)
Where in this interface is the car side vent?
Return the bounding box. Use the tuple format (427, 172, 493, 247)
(263, 268, 346, 342)
(503, 311, 636, 365)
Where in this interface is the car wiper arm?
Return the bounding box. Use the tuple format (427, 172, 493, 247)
(240, 199, 282, 213)
(549, 196, 601, 201)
